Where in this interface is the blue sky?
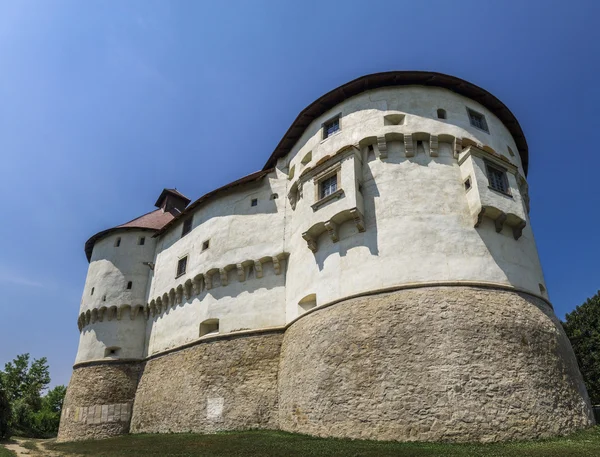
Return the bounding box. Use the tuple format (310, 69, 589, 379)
(0, 0, 599, 388)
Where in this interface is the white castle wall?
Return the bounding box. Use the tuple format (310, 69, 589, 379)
(75, 84, 545, 363)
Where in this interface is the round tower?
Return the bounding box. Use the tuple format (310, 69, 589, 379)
(58, 189, 189, 441)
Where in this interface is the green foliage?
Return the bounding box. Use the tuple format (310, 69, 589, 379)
(0, 354, 65, 439)
(563, 291, 600, 405)
(0, 379, 10, 440)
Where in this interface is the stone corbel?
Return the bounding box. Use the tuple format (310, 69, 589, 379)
(131, 306, 139, 320)
(377, 135, 388, 159)
(272, 256, 282, 275)
(175, 288, 183, 305)
(474, 206, 486, 227)
(205, 273, 213, 290)
(350, 208, 366, 232)
(495, 212, 507, 233)
(297, 182, 303, 199)
(77, 316, 83, 332)
(453, 137, 462, 158)
(512, 221, 526, 240)
(302, 232, 318, 253)
(193, 276, 203, 295)
(91, 309, 98, 324)
(97, 307, 105, 322)
(116, 307, 123, 321)
(254, 260, 263, 278)
(236, 263, 246, 282)
(144, 306, 149, 319)
(219, 269, 228, 287)
(85, 312, 91, 325)
(324, 220, 339, 242)
(429, 134, 439, 157)
(404, 133, 414, 157)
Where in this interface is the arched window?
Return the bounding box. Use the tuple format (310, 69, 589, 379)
(437, 109, 447, 119)
(126, 281, 132, 290)
(200, 319, 219, 337)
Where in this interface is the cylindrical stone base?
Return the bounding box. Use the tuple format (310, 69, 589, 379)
(277, 286, 595, 442)
(57, 361, 141, 442)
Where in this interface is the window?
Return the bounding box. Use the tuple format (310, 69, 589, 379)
(467, 108, 489, 133)
(251, 198, 258, 207)
(320, 175, 338, 199)
(301, 151, 312, 165)
(367, 144, 375, 161)
(507, 146, 515, 157)
(126, 281, 132, 290)
(270, 193, 278, 200)
(323, 116, 340, 139)
(486, 162, 509, 194)
(139, 236, 145, 245)
(539, 283, 546, 294)
(176, 256, 188, 277)
(437, 109, 447, 119)
(383, 114, 404, 125)
(181, 217, 193, 238)
(464, 177, 472, 191)
(91, 287, 94, 296)
(202, 240, 210, 251)
(115, 237, 121, 247)
(200, 319, 219, 337)
(102, 295, 106, 302)
(104, 347, 121, 358)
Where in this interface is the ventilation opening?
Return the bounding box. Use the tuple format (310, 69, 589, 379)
(464, 177, 472, 191)
(539, 283, 546, 294)
(384, 114, 405, 126)
(251, 198, 258, 207)
(139, 236, 145, 245)
(298, 294, 317, 314)
(126, 281, 132, 290)
(202, 240, 210, 251)
(200, 319, 219, 337)
(114, 237, 121, 247)
(301, 151, 312, 165)
(102, 295, 106, 302)
(104, 347, 121, 358)
(507, 146, 515, 157)
(90, 287, 94, 296)
(270, 193, 279, 200)
(437, 109, 447, 119)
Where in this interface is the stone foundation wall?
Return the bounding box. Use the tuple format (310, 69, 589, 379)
(57, 361, 141, 442)
(130, 331, 283, 434)
(277, 286, 594, 442)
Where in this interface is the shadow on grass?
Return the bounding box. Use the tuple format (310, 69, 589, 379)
(47, 427, 600, 457)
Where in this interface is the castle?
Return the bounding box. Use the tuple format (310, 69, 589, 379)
(58, 71, 595, 443)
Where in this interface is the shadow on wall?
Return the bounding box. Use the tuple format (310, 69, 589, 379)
(313, 155, 380, 271)
(159, 179, 281, 253)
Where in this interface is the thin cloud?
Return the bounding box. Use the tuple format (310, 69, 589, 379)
(0, 266, 44, 288)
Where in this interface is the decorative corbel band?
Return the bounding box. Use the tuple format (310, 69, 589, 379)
(404, 133, 414, 157)
(205, 274, 213, 290)
(453, 137, 462, 158)
(513, 221, 526, 240)
(377, 135, 388, 159)
(429, 134, 439, 157)
(272, 257, 282, 275)
(218, 269, 228, 287)
(236, 264, 246, 282)
(324, 220, 339, 243)
(494, 212, 507, 233)
(350, 208, 366, 232)
(302, 232, 318, 252)
(254, 260, 263, 278)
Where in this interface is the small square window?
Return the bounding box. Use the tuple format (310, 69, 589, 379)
(486, 163, 509, 194)
(323, 116, 340, 139)
(126, 281, 132, 290)
(467, 108, 489, 133)
(202, 240, 210, 251)
(139, 237, 145, 245)
(176, 256, 188, 277)
(320, 174, 338, 199)
(251, 198, 258, 207)
(115, 237, 121, 247)
(181, 217, 193, 238)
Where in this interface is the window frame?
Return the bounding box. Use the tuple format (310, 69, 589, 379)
(466, 107, 489, 133)
(251, 198, 258, 207)
(485, 161, 511, 196)
(176, 255, 188, 278)
(181, 217, 193, 238)
(138, 236, 145, 246)
(322, 114, 341, 140)
(312, 164, 343, 210)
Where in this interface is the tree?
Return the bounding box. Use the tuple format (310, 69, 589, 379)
(0, 378, 10, 440)
(563, 291, 600, 405)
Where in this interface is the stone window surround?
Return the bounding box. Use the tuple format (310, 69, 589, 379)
(484, 160, 512, 198)
(311, 164, 343, 211)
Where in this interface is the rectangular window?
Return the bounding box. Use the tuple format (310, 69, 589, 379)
(251, 198, 258, 207)
(139, 237, 145, 245)
(176, 256, 188, 277)
(320, 174, 338, 199)
(467, 108, 489, 133)
(486, 163, 509, 194)
(115, 237, 121, 247)
(181, 217, 193, 238)
(323, 116, 340, 139)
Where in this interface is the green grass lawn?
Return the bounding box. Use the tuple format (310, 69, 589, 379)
(47, 427, 600, 457)
(0, 444, 15, 457)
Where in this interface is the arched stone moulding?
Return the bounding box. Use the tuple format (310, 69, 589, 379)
(78, 252, 289, 330)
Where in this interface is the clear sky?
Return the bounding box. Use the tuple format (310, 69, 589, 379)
(0, 0, 599, 388)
